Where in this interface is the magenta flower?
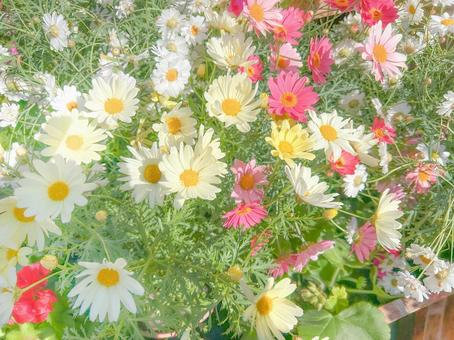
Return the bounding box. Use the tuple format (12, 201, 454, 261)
(228, 0, 244, 17)
(238, 55, 264, 83)
(273, 7, 304, 45)
(270, 43, 302, 72)
(357, 22, 406, 83)
(223, 201, 268, 230)
(329, 150, 360, 176)
(352, 222, 377, 262)
(268, 71, 319, 123)
(359, 0, 398, 27)
(307, 36, 334, 84)
(371, 117, 396, 144)
(231, 159, 268, 203)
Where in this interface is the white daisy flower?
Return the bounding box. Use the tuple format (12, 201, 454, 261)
(351, 125, 379, 167)
(118, 143, 168, 207)
(388, 101, 411, 120)
(406, 244, 439, 269)
(343, 164, 368, 198)
(308, 110, 358, 161)
(397, 271, 428, 302)
(0, 245, 31, 274)
(206, 10, 240, 33)
(85, 72, 139, 126)
(416, 142, 450, 166)
(432, 0, 454, 6)
(240, 277, 303, 340)
(160, 143, 226, 209)
(115, 0, 135, 19)
(194, 124, 226, 162)
(334, 39, 356, 65)
(207, 32, 255, 69)
(430, 13, 454, 37)
(339, 90, 365, 115)
(0, 267, 16, 326)
(151, 56, 191, 98)
(205, 73, 261, 133)
(0, 103, 19, 128)
(378, 142, 390, 174)
(437, 91, 454, 117)
(68, 258, 144, 322)
(423, 261, 454, 293)
(50, 85, 84, 115)
(108, 29, 129, 51)
(285, 163, 342, 209)
(42, 12, 69, 51)
(399, 0, 424, 25)
(400, 33, 426, 55)
(15, 156, 96, 223)
(156, 8, 185, 37)
(152, 105, 197, 147)
(379, 272, 402, 296)
(182, 16, 208, 45)
(152, 36, 189, 59)
(38, 115, 107, 164)
(372, 189, 403, 251)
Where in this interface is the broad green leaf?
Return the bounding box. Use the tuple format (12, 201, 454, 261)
(298, 302, 390, 340)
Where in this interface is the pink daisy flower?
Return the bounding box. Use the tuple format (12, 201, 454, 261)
(273, 7, 304, 45)
(359, 0, 398, 27)
(228, 0, 244, 17)
(357, 22, 406, 83)
(351, 222, 377, 262)
(324, 0, 356, 12)
(243, 0, 282, 35)
(223, 201, 268, 230)
(329, 150, 360, 175)
(231, 159, 268, 203)
(270, 43, 302, 72)
(270, 240, 335, 277)
(307, 37, 334, 85)
(405, 163, 440, 194)
(239, 55, 264, 83)
(371, 117, 396, 144)
(268, 71, 319, 123)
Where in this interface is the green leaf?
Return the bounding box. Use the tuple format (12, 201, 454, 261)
(298, 302, 390, 340)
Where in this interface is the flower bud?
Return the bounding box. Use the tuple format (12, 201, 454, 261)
(95, 210, 108, 222)
(227, 265, 243, 282)
(196, 64, 206, 78)
(323, 208, 338, 220)
(260, 93, 268, 108)
(40, 255, 58, 271)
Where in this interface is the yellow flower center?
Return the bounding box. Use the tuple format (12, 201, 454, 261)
(311, 52, 321, 68)
(373, 44, 388, 63)
(6, 249, 18, 261)
(391, 278, 398, 287)
(237, 206, 252, 216)
(66, 135, 84, 150)
(247, 66, 255, 77)
(143, 164, 161, 184)
(249, 3, 264, 22)
(431, 151, 440, 160)
(408, 4, 416, 15)
(180, 169, 199, 187)
(256, 294, 273, 315)
(353, 175, 363, 186)
(13, 207, 35, 223)
(191, 25, 199, 36)
(166, 18, 178, 29)
(166, 117, 182, 134)
(418, 170, 430, 182)
(166, 42, 177, 52)
(441, 18, 454, 26)
(280, 92, 298, 108)
(104, 98, 124, 115)
(419, 255, 432, 265)
(48, 181, 70, 201)
(97, 268, 120, 287)
(66, 101, 78, 111)
(335, 0, 349, 7)
(348, 99, 359, 109)
(239, 173, 255, 190)
(277, 56, 289, 69)
(221, 99, 241, 116)
(49, 24, 60, 38)
(166, 68, 178, 82)
(436, 269, 449, 282)
(369, 8, 382, 21)
(319, 124, 337, 141)
(278, 141, 294, 154)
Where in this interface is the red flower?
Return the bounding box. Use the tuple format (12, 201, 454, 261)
(12, 263, 57, 324)
(360, 0, 398, 27)
(371, 117, 396, 144)
(228, 0, 244, 16)
(329, 150, 360, 175)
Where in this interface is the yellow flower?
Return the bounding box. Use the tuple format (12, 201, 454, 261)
(265, 120, 315, 166)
